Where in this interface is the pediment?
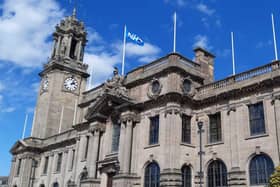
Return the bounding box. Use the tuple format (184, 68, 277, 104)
(85, 93, 135, 122)
(10, 140, 28, 154)
(10, 138, 43, 155)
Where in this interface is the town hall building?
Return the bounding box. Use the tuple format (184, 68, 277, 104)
(8, 11, 280, 187)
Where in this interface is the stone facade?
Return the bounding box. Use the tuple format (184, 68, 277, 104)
(8, 12, 280, 187)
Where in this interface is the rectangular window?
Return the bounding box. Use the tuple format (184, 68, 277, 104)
(209, 113, 222, 143)
(249, 102, 265, 136)
(70, 150, 75, 170)
(149, 115, 159, 145)
(56, 153, 63, 172)
(182, 115, 191, 144)
(84, 136, 89, 159)
(111, 123, 121, 152)
(43, 156, 49, 174)
(16, 159, 22, 176)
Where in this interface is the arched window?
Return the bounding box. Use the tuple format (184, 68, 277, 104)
(249, 154, 274, 185)
(53, 182, 59, 187)
(144, 162, 160, 187)
(182, 165, 192, 187)
(207, 160, 228, 187)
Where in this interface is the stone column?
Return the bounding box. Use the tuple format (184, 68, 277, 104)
(61, 150, 68, 186)
(19, 155, 33, 187)
(73, 137, 80, 181)
(76, 40, 82, 61)
(46, 154, 54, 187)
(100, 173, 108, 187)
(120, 111, 138, 174)
(8, 157, 16, 185)
(79, 135, 87, 161)
(228, 107, 240, 168)
(52, 153, 58, 173)
(123, 119, 133, 174)
(51, 38, 57, 57)
(66, 34, 72, 57)
(118, 121, 126, 173)
(88, 122, 105, 178)
(55, 36, 62, 57)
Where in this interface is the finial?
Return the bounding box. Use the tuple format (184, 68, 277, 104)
(72, 7, 77, 18)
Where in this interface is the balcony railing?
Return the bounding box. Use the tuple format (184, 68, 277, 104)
(198, 60, 280, 95)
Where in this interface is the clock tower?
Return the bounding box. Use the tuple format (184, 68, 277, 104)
(32, 10, 89, 138)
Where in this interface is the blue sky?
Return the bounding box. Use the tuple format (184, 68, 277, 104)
(0, 0, 280, 176)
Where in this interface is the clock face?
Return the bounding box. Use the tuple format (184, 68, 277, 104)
(42, 78, 49, 91)
(64, 77, 78, 91)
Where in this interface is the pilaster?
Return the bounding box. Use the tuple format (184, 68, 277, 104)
(88, 121, 105, 178)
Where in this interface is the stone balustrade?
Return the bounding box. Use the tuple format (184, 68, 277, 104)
(198, 60, 280, 95)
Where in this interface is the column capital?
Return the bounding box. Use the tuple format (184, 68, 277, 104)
(89, 121, 106, 134)
(120, 111, 140, 123)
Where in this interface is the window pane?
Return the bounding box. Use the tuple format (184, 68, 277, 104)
(145, 162, 160, 187)
(249, 102, 265, 136)
(149, 116, 159, 145)
(182, 115, 191, 144)
(182, 165, 192, 187)
(207, 160, 227, 187)
(56, 153, 63, 172)
(249, 154, 274, 185)
(43, 157, 49, 174)
(209, 113, 222, 143)
(111, 123, 121, 152)
(16, 159, 22, 175)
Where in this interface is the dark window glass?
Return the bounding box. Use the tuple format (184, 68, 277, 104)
(84, 136, 89, 159)
(249, 154, 274, 185)
(209, 113, 222, 143)
(43, 156, 49, 174)
(16, 159, 22, 175)
(207, 160, 228, 187)
(182, 165, 192, 187)
(149, 116, 159, 145)
(111, 123, 121, 152)
(144, 162, 160, 187)
(70, 150, 75, 170)
(53, 182, 59, 187)
(56, 153, 63, 172)
(152, 81, 160, 94)
(183, 79, 191, 93)
(249, 102, 266, 136)
(182, 115, 191, 144)
(70, 39, 78, 59)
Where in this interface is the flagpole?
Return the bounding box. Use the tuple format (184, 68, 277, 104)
(231, 32, 236, 75)
(271, 13, 278, 60)
(22, 114, 28, 139)
(122, 25, 127, 75)
(173, 12, 177, 53)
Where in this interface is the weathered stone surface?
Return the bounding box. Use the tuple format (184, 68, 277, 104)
(8, 11, 280, 187)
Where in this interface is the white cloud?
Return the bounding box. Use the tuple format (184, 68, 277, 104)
(193, 35, 212, 50)
(0, 82, 5, 92)
(1, 107, 15, 113)
(126, 43, 161, 58)
(84, 52, 120, 87)
(31, 82, 40, 94)
(196, 3, 215, 16)
(216, 49, 231, 58)
(164, 0, 187, 7)
(0, 0, 64, 67)
(256, 40, 272, 49)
